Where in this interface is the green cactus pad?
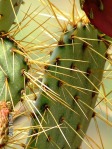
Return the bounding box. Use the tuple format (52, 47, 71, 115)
(0, 36, 28, 106)
(28, 22, 111, 148)
(0, 0, 22, 32)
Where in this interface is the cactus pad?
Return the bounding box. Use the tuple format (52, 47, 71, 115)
(28, 21, 111, 148)
(0, 0, 22, 32)
(0, 35, 28, 106)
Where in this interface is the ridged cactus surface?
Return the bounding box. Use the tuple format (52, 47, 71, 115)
(0, 35, 28, 106)
(0, 0, 22, 32)
(28, 21, 111, 148)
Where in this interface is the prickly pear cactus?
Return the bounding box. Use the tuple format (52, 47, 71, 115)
(27, 21, 111, 148)
(82, 0, 112, 37)
(0, 0, 23, 32)
(0, 34, 28, 106)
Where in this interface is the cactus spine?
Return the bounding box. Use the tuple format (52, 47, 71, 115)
(0, 35, 28, 105)
(27, 21, 111, 148)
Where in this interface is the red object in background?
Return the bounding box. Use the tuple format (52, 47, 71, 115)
(83, 0, 112, 37)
